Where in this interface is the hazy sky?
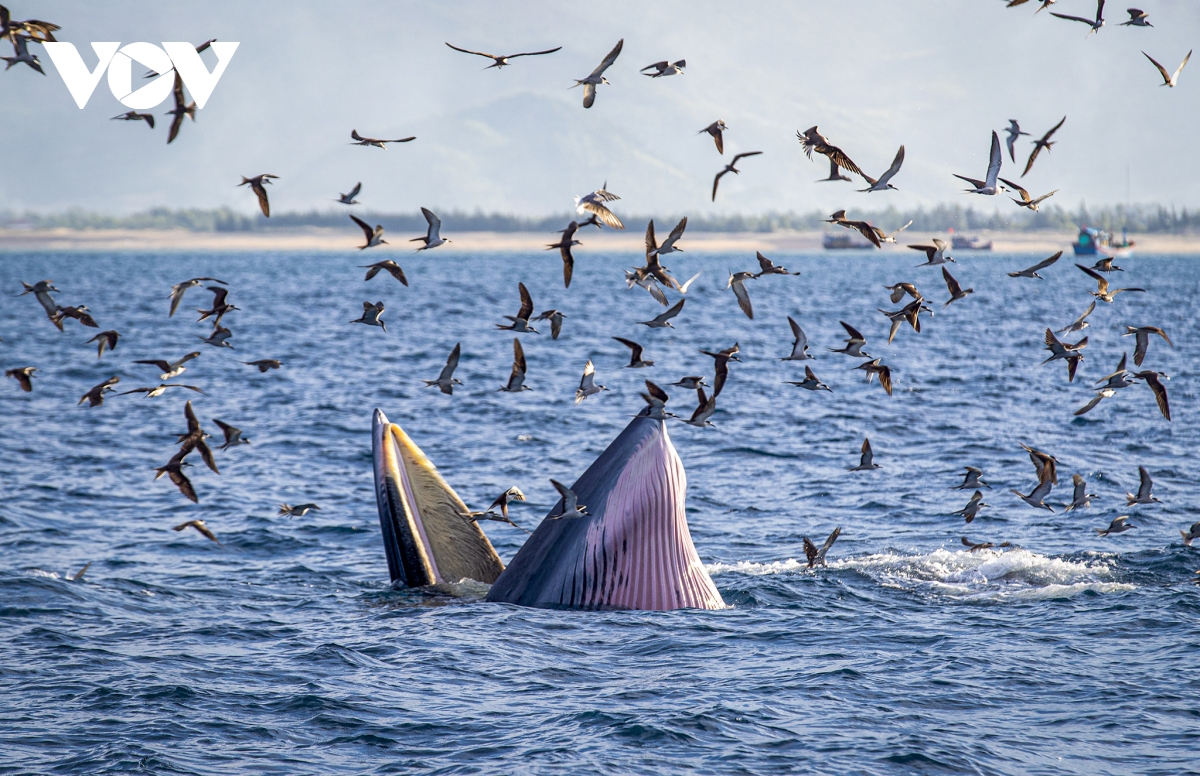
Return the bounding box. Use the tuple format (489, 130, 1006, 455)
(2, 1, 1198, 217)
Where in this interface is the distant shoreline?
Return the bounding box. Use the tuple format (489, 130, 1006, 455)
(2, 227, 1199, 254)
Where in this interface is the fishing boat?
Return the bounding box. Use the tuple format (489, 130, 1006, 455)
(1072, 226, 1135, 259)
(950, 234, 993, 251)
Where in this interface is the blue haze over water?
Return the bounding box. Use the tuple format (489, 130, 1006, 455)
(1, 248, 1199, 774)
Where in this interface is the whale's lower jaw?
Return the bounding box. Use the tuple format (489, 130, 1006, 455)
(372, 410, 505, 588)
(486, 417, 725, 611)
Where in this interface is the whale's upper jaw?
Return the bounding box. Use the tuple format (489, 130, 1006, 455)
(485, 416, 725, 611)
(372, 409, 504, 589)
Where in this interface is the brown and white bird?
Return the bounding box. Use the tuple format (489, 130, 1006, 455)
(1123, 326, 1172, 366)
(1042, 328, 1088, 382)
(496, 282, 539, 333)
(1051, 0, 1106, 35)
(1180, 522, 1200, 547)
(1021, 117, 1067, 177)
(908, 239, 954, 266)
(2, 31, 44, 73)
(572, 38, 623, 108)
(423, 343, 463, 395)
(361, 260, 407, 286)
(786, 365, 831, 392)
(781, 317, 814, 361)
(411, 207, 449, 250)
(575, 183, 624, 229)
(243, 360, 282, 373)
(444, 42, 561, 70)
(499, 338, 531, 392)
(804, 527, 842, 568)
(238, 174, 278, 217)
(651, 217, 688, 257)
(681, 387, 717, 428)
(19, 280, 60, 327)
(53, 305, 99, 329)
(196, 286, 238, 327)
(134, 352, 201, 380)
(638, 380, 673, 420)
(858, 145, 905, 192)
(1065, 474, 1097, 511)
(641, 59, 685, 77)
(1131, 370, 1170, 420)
(6, 366, 35, 391)
(350, 215, 387, 250)
(1096, 516, 1135, 537)
(547, 221, 581, 288)
(350, 301, 387, 332)
(534, 309, 567, 340)
(941, 267, 973, 308)
(1058, 301, 1096, 335)
(1121, 7, 1151, 26)
(1076, 263, 1145, 303)
(700, 343, 741, 397)
(213, 419, 250, 449)
(884, 283, 923, 304)
(1001, 178, 1058, 211)
(953, 467, 991, 490)
(575, 360, 607, 404)
(853, 359, 893, 395)
(698, 120, 727, 154)
(336, 181, 361, 205)
(614, 337, 654, 368)
(954, 131, 1004, 194)
(279, 503, 320, 517)
(198, 327, 234, 348)
(87, 330, 120, 358)
(848, 437, 881, 471)
(954, 491, 989, 523)
(638, 299, 685, 329)
(164, 73, 195, 144)
(350, 129, 415, 148)
(111, 111, 155, 128)
(797, 126, 864, 178)
(1008, 251, 1062, 279)
(548, 479, 589, 519)
(155, 455, 197, 503)
(173, 519, 220, 544)
(828, 321, 871, 358)
(119, 383, 204, 398)
(169, 278, 227, 317)
(754, 252, 798, 277)
(726, 271, 757, 319)
(78, 376, 120, 407)
(712, 151, 763, 201)
(824, 210, 882, 249)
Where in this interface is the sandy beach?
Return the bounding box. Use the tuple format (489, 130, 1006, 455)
(2, 227, 1198, 254)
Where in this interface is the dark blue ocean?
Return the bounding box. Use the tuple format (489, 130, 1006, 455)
(2, 246, 1198, 775)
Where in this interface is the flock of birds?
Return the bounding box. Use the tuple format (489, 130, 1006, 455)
(5, 4, 1199, 571)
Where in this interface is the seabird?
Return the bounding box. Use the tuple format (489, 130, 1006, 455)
(885, 283, 923, 304)
(78, 376, 119, 407)
(828, 321, 871, 358)
(1022, 117, 1067, 177)
(0, 9, 60, 43)
(66, 562, 90, 582)
(824, 210, 882, 248)
(699, 120, 727, 154)
(638, 380, 674, 419)
(853, 358, 894, 395)
(669, 377, 708, 392)
(279, 503, 320, 517)
(173, 519, 219, 543)
(575, 183, 624, 229)
(700, 343, 741, 397)
(954, 490, 990, 523)
(1123, 326, 1172, 366)
(953, 131, 1004, 195)
(213, 419, 250, 449)
(198, 327, 233, 348)
(350, 129, 415, 149)
(362, 260, 407, 285)
(1180, 522, 1200, 547)
(1002, 178, 1058, 211)
(134, 353, 201, 381)
(336, 182, 361, 205)
(909, 239, 955, 266)
(575, 360, 607, 404)
(642, 59, 685, 77)
(238, 174, 278, 218)
(878, 298, 931, 343)
(941, 267, 973, 308)
(652, 217, 688, 257)
(1011, 480, 1055, 512)
(164, 72, 195, 144)
(1065, 474, 1097, 511)
(1143, 50, 1190, 88)
(1004, 120, 1029, 162)
(53, 305, 98, 329)
(155, 455, 197, 503)
(470, 486, 526, 524)
(678, 273, 702, 294)
(1008, 251, 1062, 278)
(727, 271, 757, 319)
(786, 365, 832, 392)
(350, 301, 387, 332)
(548, 479, 588, 519)
(872, 220, 914, 244)
(534, 309, 567, 340)
(19, 279, 60, 327)
(614, 337, 654, 368)
(500, 338, 531, 392)
(169, 277, 227, 317)
(803, 527, 842, 568)
(243, 360, 281, 373)
(1057, 301, 1096, 334)
(1074, 387, 1118, 417)
(444, 42, 561, 69)
(1094, 353, 1136, 392)
(848, 437, 881, 471)
(350, 214, 387, 249)
(817, 157, 853, 183)
(496, 282, 539, 333)
(952, 467, 991, 490)
(2, 32, 42, 73)
(1051, 0, 1106, 35)
(196, 286, 238, 327)
(712, 151, 763, 201)
(573, 38, 623, 109)
(1131, 370, 1170, 420)
(638, 299, 685, 328)
(1097, 516, 1134, 537)
(111, 111, 154, 128)
(797, 127, 864, 177)
(961, 536, 997, 553)
(118, 383, 204, 398)
(411, 207, 450, 250)
(87, 330, 119, 357)
(423, 343, 463, 395)
(1042, 328, 1088, 382)
(1022, 443, 1059, 485)
(546, 221, 581, 288)
(175, 400, 217, 474)
(858, 145, 905, 192)
(1076, 263, 1145, 303)
(681, 387, 716, 428)
(754, 252, 798, 277)
(1121, 8, 1151, 26)
(781, 317, 814, 361)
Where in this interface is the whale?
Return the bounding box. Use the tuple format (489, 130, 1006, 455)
(485, 415, 726, 611)
(372, 409, 505, 588)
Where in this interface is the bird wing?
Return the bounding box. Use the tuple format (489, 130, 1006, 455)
(1171, 50, 1192, 84)
(712, 169, 728, 201)
(661, 217, 687, 250)
(1144, 374, 1170, 419)
(1021, 144, 1043, 178)
(582, 81, 596, 108)
(818, 527, 841, 562)
(516, 282, 534, 320)
(642, 60, 668, 72)
(662, 299, 685, 321)
(1032, 251, 1063, 272)
(712, 126, 724, 154)
(614, 337, 643, 362)
(999, 178, 1029, 201)
(1143, 51, 1171, 84)
(756, 252, 775, 273)
(169, 470, 198, 503)
(1028, 190, 1058, 206)
(1137, 467, 1152, 499)
(347, 182, 362, 199)
(942, 267, 962, 297)
(349, 214, 373, 240)
(445, 42, 498, 59)
(508, 47, 563, 59)
(953, 174, 987, 190)
(847, 220, 882, 248)
(678, 272, 701, 293)
(252, 182, 270, 217)
(1075, 263, 1108, 293)
(184, 399, 202, 436)
(561, 247, 573, 288)
(1050, 12, 1097, 24)
(731, 151, 763, 165)
(803, 538, 818, 568)
(1042, 116, 1067, 142)
(421, 207, 442, 241)
(511, 338, 526, 379)
(589, 38, 623, 78)
(877, 366, 893, 395)
(730, 277, 754, 319)
(134, 359, 171, 372)
(876, 145, 905, 186)
(821, 144, 863, 177)
(860, 438, 873, 466)
(805, 365, 819, 382)
(985, 131, 1002, 188)
(1074, 394, 1106, 416)
(439, 343, 461, 382)
(840, 321, 865, 341)
(577, 199, 623, 228)
(1030, 479, 1053, 503)
(644, 219, 657, 255)
(646, 380, 669, 404)
(788, 317, 807, 352)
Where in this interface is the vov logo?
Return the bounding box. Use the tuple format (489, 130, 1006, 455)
(43, 41, 238, 109)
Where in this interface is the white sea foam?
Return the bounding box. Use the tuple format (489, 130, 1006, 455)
(707, 548, 1135, 600)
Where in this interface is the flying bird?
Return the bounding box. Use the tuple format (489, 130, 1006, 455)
(362, 259, 407, 285)
(336, 181, 361, 205)
(941, 267, 973, 308)
(754, 252, 797, 277)
(118, 383, 204, 398)
(700, 343, 741, 397)
(444, 42, 561, 69)
(803, 527, 842, 568)
(712, 151, 763, 201)
(0, 7, 61, 42)
(87, 330, 119, 358)
(279, 503, 320, 517)
(573, 38, 623, 108)
(350, 301, 387, 332)
(111, 111, 154, 128)
(575, 360, 607, 404)
(1004, 120, 1029, 162)
(78, 376, 120, 408)
(198, 327, 233, 348)
(546, 221, 581, 287)
(1011, 479, 1055, 512)
(53, 305, 98, 329)
(614, 337, 654, 368)
(534, 309, 567, 340)
(213, 419, 250, 449)
(699, 120, 727, 154)
(1180, 522, 1200, 547)
(952, 467, 991, 490)
(1131, 370, 1170, 420)
(469, 486, 526, 527)
(1008, 251, 1062, 278)
(2, 32, 43, 73)
(173, 519, 219, 543)
(642, 59, 685, 77)
(825, 210, 882, 249)
(639, 380, 674, 419)
(872, 220, 914, 244)
(1091, 257, 1123, 273)
(638, 299, 685, 329)
(1042, 328, 1088, 382)
(19, 279, 60, 326)
(350, 129, 415, 149)
(243, 359, 282, 373)
(164, 73, 195, 144)
(1076, 263, 1145, 303)
(169, 277, 227, 317)
(828, 321, 871, 358)
(135, 352, 201, 380)
(1121, 8, 1151, 26)
(499, 338, 531, 392)
(858, 145, 905, 192)
(411, 208, 449, 250)
(817, 157, 853, 183)
(1051, 0, 1106, 35)
(1143, 50, 1191, 88)
(954, 491, 989, 523)
(350, 214, 387, 249)
(1022, 117, 1067, 177)
(854, 358, 894, 395)
(196, 286, 238, 327)
(1022, 444, 1059, 485)
(884, 283, 923, 304)
(726, 271, 757, 319)
(1096, 516, 1135, 537)
(548, 479, 588, 519)
(681, 387, 717, 428)
(953, 131, 1004, 194)
(1066, 474, 1097, 511)
(652, 217, 688, 257)
(797, 127, 864, 177)
(781, 317, 814, 361)
(239, 174, 278, 217)
(155, 455, 197, 503)
(575, 183, 624, 229)
(1123, 326, 1171, 366)
(423, 343, 463, 395)
(848, 437, 881, 471)
(786, 365, 832, 393)
(1001, 179, 1058, 211)
(1058, 301, 1096, 334)
(496, 282, 539, 333)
